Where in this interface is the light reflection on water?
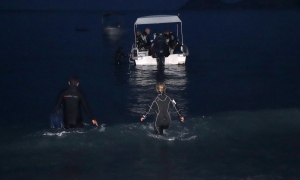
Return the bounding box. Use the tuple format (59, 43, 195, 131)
(125, 65, 188, 116)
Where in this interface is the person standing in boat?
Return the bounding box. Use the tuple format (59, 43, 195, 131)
(140, 83, 184, 135)
(164, 30, 178, 50)
(136, 30, 145, 50)
(142, 28, 152, 54)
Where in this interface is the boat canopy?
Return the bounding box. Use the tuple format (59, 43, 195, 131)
(134, 14, 184, 46)
(135, 15, 181, 25)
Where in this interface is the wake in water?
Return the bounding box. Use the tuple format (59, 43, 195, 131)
(36, 115, 207, 141)
(40, 123, 106, 137)
(2, 109, 300, 180)
(144, 124, 197, 141)
(117, 116, 209, 141)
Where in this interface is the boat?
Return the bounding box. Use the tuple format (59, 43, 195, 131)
(102, 12, 128, 41)
(130, 15, 189, 65)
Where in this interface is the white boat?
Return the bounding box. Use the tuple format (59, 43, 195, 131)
(102, 12, 128, 41)
(130, 15, 189, 65)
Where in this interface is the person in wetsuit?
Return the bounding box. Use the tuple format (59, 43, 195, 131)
(55, 76, 98, 129)
(115, 47, 129, 65)
(136, 30, 145, 50)
(140, 83, 184, 135)
(152, 33, 170, 61)
(164, 30, 178, 50)
(142, 28, 152, 50)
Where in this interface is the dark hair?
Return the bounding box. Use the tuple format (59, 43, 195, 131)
(69, 75, 79, 86)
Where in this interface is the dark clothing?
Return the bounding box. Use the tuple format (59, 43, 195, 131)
(173, 42, 183, 54)
(115, 48, 128, 64)
(164, 32, 178, 49)
(142, 93, 182, 134)
(142, 32, 151, 49)
(152, 35, 169, 58)
(136, 34, 145, 50)
(55, 85, 94, 128)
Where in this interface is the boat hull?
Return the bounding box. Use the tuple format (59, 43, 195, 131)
(133, 54, 186, 65)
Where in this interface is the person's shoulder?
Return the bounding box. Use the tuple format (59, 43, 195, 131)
(72, 89, 86, 100)
(76, 88, 85, 95)
(165, 94, 173, 100)
(59, 86, 70, 93)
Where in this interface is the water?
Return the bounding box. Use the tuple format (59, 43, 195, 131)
(1, 9, 300, 179)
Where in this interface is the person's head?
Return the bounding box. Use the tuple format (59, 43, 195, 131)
(145, 28, 150, 34)
(136, 30, 141, 36)
(156, 82, 166, 94)
(164, 30, 170, 35)
(68, 75, 79, 86)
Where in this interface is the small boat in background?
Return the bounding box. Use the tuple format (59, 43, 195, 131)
(102, 12, 128, 41)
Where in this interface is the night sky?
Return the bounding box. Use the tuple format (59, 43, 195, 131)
(0, 0, 242, 10)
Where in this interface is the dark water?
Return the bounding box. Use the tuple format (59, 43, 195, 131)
(1, 9, 300, 179)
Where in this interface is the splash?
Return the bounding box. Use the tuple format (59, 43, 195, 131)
(42, 130, 86, 137)
(99, 124, 106, 132)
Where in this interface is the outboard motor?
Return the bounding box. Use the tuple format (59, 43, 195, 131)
(153, 34, 169, 66)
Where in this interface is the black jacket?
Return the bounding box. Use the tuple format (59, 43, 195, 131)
(142, 32, 151, 47)
(164, 32, 178, 49)
(55, 85, 93, 126)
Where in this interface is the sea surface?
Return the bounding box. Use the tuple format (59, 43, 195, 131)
(0, 9, 300, 180)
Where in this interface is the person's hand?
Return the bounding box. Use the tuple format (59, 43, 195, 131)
(92, 120, 98, 126)
(180, 116, 184, 122)
(140, 117, 145, 121)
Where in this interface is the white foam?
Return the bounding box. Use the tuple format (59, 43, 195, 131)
(147, 133, 176, 141)
(42, 131, 70, 137)
(99, 124, 106, 132)
(42, 130, 86, 137)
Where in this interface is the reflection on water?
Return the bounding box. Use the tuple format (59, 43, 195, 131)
(102, 12, 128, 43)
(102, 29, 128, 43)
(125, 65, 188, 115)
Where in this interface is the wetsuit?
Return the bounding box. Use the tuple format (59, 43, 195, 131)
(142, 32, 151, 49)
(115, 48, 128, 64)
(142, 93, 182, 134)
(55, 85, 94, 129)
(136, 34, 145, 50)
(164, 32, 178, 49)
(153, 35, 169, 59)
(173, 42, 183, 54)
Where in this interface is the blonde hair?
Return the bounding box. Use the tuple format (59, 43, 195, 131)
(156, 83, 166, 94)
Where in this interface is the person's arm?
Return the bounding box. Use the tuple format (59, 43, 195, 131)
(80, 92, 98, 126)
(171, 98, 184, 122)
(140, 99, 157, 121)
(121, 51, 129, 58)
